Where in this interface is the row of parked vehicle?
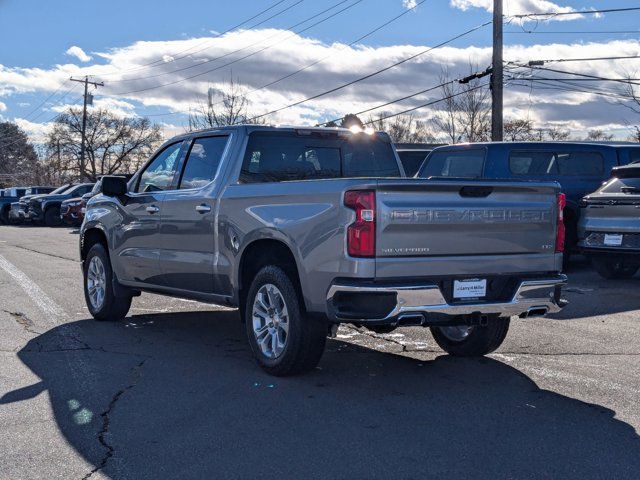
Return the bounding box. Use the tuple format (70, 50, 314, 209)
(0, 181, 99, 227)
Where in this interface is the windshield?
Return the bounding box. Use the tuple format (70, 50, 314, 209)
(50, 184, 73, 195)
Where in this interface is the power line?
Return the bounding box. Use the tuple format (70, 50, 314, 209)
(111, 0, 363, 96)
(506, 29, 640, 35)
(508, 6, 640, 19)
(244, 19, 493, 123)
(139, 0, 430, 119)
(511, 64, 640, 87)
(109, 0, 310, 84)
(316, 78, 459, 126)
(361, 82, 489, 126)
(89, 0, 296, 78)
(508, 78, 635, 102)
(508, 55, 640, 65)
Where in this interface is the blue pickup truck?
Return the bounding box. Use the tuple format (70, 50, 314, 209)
(418, 142, 640, 264)
(0, 187, 27, 224)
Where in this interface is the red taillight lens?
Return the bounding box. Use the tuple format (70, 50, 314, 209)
(556, 193, 566, 253)
(344, 190, 376, 258)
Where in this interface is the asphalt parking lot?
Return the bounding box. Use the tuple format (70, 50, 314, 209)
(1, 225, 639, 479)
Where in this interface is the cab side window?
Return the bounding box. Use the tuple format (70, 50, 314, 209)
(137, 142, 182, 193)
(179, 136, 229, 189)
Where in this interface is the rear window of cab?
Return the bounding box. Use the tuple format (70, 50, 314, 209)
(418, 149, 485, 178)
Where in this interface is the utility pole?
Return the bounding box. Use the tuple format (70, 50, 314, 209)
(491, 0, 503, 141)
(70, 76, 103, 179)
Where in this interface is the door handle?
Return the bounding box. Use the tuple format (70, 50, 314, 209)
(195, 204, 212, 214)
(146, 205, 160, 214)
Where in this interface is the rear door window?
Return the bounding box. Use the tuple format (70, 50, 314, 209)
(179, 136, 229, 189)
(510, 151, 604, 176)
(419, 149, 485, 178)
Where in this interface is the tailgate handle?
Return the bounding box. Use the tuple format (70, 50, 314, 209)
(459, 186, 493, 198)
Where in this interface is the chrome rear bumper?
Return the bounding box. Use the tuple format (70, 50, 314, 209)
(327, 275, 567, 325)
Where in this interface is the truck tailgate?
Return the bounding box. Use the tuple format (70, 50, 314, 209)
(376, 179, 560, 258)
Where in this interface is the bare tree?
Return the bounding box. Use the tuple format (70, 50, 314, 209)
(368, 113, 437, 143)
(431, 69, 460, 143)
(504, 118, 536, 141)
(431, 66, 491, 143)
(46, 107, 163, 181)
(545, 126, 571, 141)
(629, 126, 640, 143)
(0, 122, 40, 187)
(188, 78, 264, 130)
(585, 129, 614, 142)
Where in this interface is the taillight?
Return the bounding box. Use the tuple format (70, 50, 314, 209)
(556, 193, 566, 253)
(344, 190, 376, 258)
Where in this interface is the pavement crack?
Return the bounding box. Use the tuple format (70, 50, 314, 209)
(9, 244, 77, 262)
(3, 309, 42, 336)
(82, 358, 147, 480)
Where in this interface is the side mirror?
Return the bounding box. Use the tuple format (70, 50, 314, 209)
(101, 176, 128, 197)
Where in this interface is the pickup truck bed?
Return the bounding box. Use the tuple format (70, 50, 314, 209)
(80, 125, 566, 376)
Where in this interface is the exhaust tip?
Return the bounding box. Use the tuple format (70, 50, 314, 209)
(397, 313, 425, 326)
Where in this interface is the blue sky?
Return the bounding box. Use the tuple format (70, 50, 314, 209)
(1, 0, 639, 139)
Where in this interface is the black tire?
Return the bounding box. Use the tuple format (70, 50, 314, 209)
(83, 243, 132, 321)
(430, 316, 510, 357)
(592, 257, 639, 279)
(244, 265, 326, 376)
(44, 206, 61, 227)
(0, 207, 9, 224)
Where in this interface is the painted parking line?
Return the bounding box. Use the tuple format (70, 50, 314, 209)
(0, 253, 65, 325)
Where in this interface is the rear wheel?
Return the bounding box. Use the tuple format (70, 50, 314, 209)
(83, 243, 131, 321)
(44, 206, 61, 227)
(245, 265, 326, 376)
(430, 316, 510, 357)
(592, 257, 639, 279)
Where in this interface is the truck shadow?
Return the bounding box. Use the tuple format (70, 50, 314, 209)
(3, 310, 640, 479)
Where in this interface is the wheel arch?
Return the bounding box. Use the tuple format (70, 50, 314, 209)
(237, 238, 306, 316)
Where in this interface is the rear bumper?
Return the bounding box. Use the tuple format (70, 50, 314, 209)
(327, 274, 567, 325)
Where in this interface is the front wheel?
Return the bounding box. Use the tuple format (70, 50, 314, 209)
(430, 316, 510, 357)
(245, 266, 326, 376)
(44, 207, 61, 227)
(592, 257, 639, 279)
(83, 243, 131, 321)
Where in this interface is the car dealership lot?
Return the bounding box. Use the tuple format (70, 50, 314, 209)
(1, 225, 639, 479)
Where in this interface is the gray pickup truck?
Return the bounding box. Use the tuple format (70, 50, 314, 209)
(80, 125, 566, 375)
(579, 164, 640, 279)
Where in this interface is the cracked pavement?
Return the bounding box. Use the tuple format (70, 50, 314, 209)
(0, 225, 639, 479)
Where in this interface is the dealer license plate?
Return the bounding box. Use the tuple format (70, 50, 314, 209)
(453, 279, 487, 299)
(604, 234, 623, 247)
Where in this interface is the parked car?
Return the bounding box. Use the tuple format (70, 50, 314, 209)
(394, 143, 443, 176)
(61, 179, 107, 226)
(8, 186, 56, 223)
(29, 183, 94, 226)
(80, 125, 566, 376)
(578, 163, 640, 279)
(0, 187, 28, 224)
(417, 142, 640, 264)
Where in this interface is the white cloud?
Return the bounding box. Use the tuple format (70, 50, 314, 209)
(403, 0, 418, 9)
(2, 30, 639, 140)
(0, 101, 6, 112)
(66, 46, 92, 62)
(14, 118, 53, 143)
(451, 0, 581, 20)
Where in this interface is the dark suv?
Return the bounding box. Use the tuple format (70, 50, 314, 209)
(418, 142, 640, 263)
(29, 183, 94, 226)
